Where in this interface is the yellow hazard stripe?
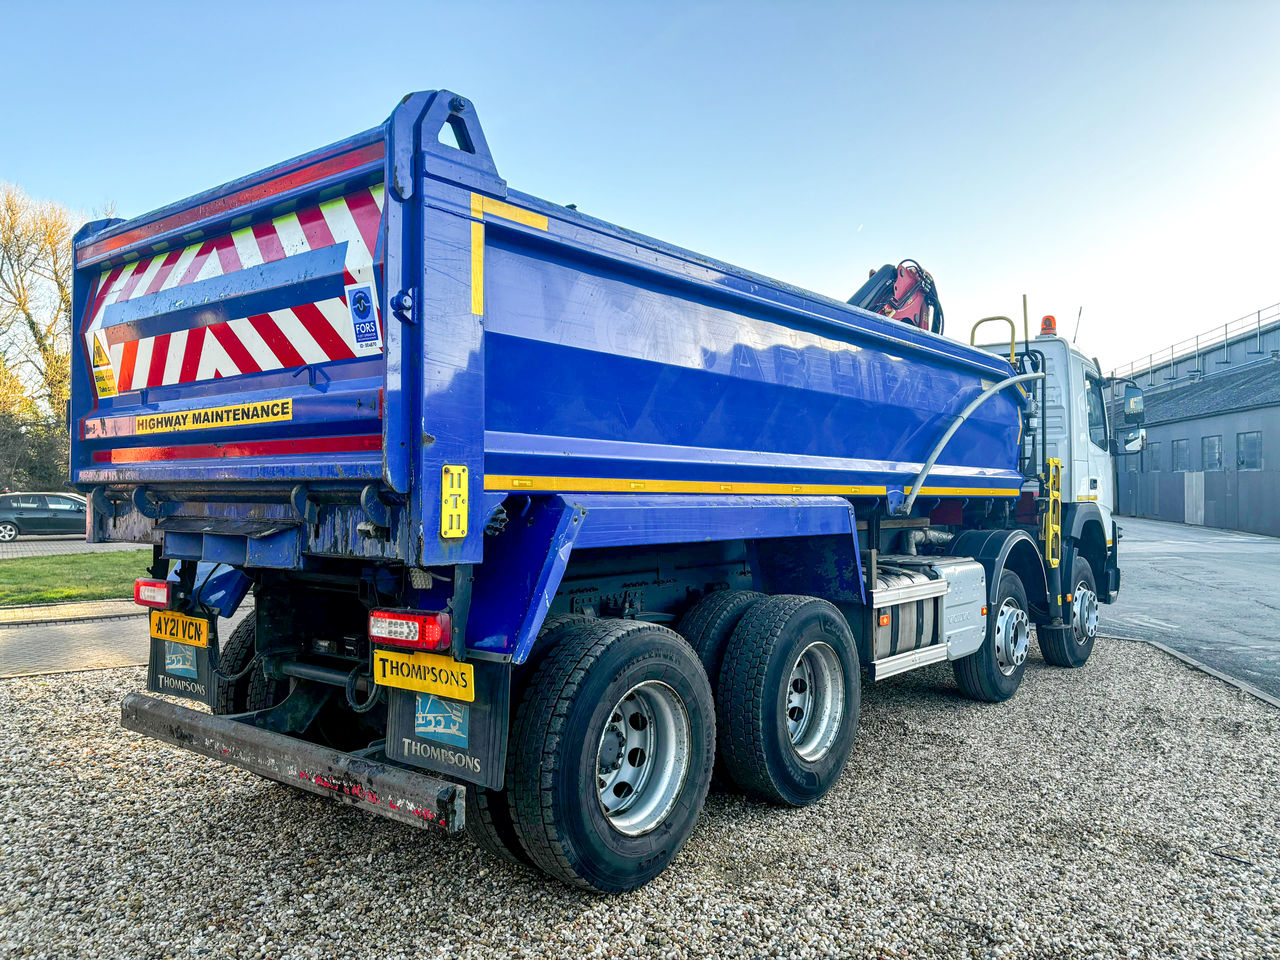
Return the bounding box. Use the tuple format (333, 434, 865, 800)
(470, 194, 549, 316)
(483, 475, 1020, 498)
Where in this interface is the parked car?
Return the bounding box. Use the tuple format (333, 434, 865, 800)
(0, 492, 88, 541)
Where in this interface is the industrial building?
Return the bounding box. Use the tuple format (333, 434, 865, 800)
(1113, 306, 1280, 537)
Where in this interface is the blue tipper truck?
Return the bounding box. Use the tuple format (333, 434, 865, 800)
(71, 90, 1142, 892)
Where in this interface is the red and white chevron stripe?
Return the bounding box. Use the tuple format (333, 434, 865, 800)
(84, 186, 384, 397)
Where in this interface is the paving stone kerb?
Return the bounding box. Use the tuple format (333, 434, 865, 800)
(0, 599, 140, 626)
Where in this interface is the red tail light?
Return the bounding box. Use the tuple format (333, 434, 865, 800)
(368, 609, 451, 652)
(133, 578, 172, 609)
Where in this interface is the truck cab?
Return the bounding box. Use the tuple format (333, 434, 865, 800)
(976, 316, 1144, 607)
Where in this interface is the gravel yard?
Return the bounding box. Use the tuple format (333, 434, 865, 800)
(1, 638, 1277, 960)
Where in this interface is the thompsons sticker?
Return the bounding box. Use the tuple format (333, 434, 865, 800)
(84, 399, 293, 439)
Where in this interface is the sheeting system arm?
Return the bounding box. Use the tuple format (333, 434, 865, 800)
(897, 371, 1046, 517)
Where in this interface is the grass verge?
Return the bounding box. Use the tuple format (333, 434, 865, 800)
(0, 550, 150, 606)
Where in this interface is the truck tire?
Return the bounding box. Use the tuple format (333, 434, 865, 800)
(952, 571, 1030, 702)
(678, 589, 763, 685)
(211, 611, 289, 715)
(1040, 556, 1098, 668)
(507, 618, 715, 892)
(465, 614, 588, 869)
(717, 596, 860, 806)
(677, 588, 762, 788)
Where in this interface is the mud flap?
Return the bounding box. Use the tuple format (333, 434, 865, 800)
(147, 619, 215, 706)
(384, 659, 510, 790)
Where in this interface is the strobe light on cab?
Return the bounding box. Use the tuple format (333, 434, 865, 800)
(133, 578, 172, 609)
(368, 609, 452, 652)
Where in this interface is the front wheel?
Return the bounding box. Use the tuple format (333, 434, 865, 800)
(507, 619, 715, 892)
(953, 571, 1030, 702)
(0, 522, 18, 542)
(1040, 556, 1098, 668)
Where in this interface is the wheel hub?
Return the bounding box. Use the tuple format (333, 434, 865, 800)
(786, 641, 845, 762)
(1072, 582, 1098, 646)
(595, 680, 691, 836)
(993, 599, 1029, 676)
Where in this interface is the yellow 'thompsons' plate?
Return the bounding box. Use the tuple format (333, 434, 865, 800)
(150, 609, 209, 648)
(372, 649, 474, 702)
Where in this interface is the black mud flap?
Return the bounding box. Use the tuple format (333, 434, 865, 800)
(384, 660, 510, 790)
(146, 613, 215, 706)
(121, 692, 465, 832)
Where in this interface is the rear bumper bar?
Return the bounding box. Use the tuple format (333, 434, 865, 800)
(120, 692, 465, 832)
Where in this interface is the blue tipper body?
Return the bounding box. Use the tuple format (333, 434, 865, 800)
(70, 89, 1024, 660)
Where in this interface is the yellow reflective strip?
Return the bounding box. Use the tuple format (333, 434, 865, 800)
(486, 475, 882, 496)
(479, 196, 549, 230)
(470, 220, 485, 316)
(469, 194, 549, 317)
(1077, 494, 1098, 501)
(907, 485, 1021, 498)
(486, 475, 1019, 497)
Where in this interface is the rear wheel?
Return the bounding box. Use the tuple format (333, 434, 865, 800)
(953, 571, 1029, 702)
(717, 596, 860, 806)
(465, 614, 587, 868)
(677, 589, 762, 787)
(211, 611, 288, 715)
(1040, 556, 1098, 668)
(0, 522, 17, 542)
(507, 619, 715, 892)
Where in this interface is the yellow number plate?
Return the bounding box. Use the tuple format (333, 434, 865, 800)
(372, 649, 474, 702)
(149, 610, 209, 648)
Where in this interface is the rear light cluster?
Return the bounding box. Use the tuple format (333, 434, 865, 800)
(368, 609, 452, 652)
(133, 578, 172, 609)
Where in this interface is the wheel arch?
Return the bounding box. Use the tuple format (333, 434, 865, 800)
(1065, 503, 1108, 599)
(949, 528, 1049, 616)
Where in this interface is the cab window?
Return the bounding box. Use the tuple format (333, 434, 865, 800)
(1084, 374, 1108, 449)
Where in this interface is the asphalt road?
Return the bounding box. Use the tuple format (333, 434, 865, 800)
(1101, 516, 1280, 701)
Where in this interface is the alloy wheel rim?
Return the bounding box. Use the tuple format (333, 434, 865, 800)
(1072, 580, 1099, 646)
(595, 680, 691, 837)
(786, 641, 845, 762)
(0, 525, 15, 542)
(993, 598, 1030, 676)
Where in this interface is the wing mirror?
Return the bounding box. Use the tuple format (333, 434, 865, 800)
(1122, 384, 1145, 424)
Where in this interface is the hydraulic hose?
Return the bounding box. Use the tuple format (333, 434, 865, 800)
(897, 371, 1045, 517)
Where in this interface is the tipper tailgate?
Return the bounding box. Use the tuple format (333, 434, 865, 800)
(71, 133, 390, 487)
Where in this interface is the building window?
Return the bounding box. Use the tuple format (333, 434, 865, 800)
(1237, 431, 1262, 470)
(1202, 435, 1223, 471)
(1146, 441, 1161, 472)
(1172, 439, 1189, 472)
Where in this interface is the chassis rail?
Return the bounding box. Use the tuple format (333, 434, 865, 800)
(121, 692, 465, 833)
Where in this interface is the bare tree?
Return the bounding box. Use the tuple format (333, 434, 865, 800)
(0, 183, 83, 416)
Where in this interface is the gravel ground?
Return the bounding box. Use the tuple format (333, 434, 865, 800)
(1, 638, 1277, 960)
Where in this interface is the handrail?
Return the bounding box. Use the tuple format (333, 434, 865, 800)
(970, 316, 1017, 366)
(895, 371, 1046, 517)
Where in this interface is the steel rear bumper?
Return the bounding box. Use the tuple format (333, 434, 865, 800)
(120, 692, 465, 833)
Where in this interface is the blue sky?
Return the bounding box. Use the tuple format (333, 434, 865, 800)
(3, 0, 1277, 369)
